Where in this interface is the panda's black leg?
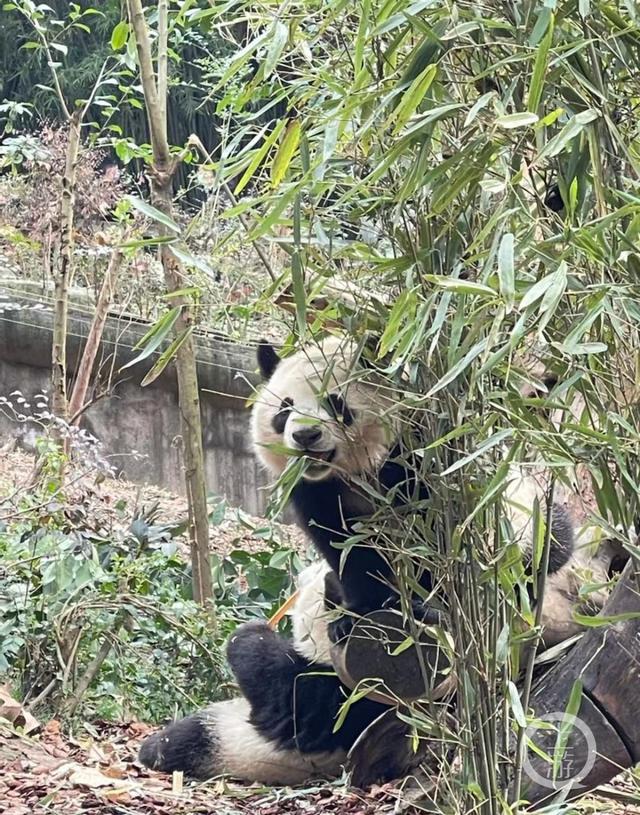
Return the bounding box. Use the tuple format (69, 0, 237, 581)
(227, 620, 372, 754)
(226, 620, 307, 710)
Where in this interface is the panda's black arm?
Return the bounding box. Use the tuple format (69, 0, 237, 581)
(226, 620, 385, 753)
(291, 480, 394, 613)
(377, 443, 431, 505)
(227, 620, 306, 709)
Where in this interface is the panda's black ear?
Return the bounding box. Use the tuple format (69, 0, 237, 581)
(359, 334, 386, 370)
(257, 341, 280, 379)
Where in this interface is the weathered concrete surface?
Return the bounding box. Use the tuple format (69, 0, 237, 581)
(0, 292, 271, 515)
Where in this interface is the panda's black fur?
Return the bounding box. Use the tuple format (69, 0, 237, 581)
(139, 336, 624, 785)
(287, 444, 438, 623)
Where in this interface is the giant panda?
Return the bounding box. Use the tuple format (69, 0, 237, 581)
(250, 335, 618, 645)
(139, 335, 625, 785)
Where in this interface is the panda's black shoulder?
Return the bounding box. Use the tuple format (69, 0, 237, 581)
(378, 441, 430, 503)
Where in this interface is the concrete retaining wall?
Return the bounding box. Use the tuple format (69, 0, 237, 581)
(0, 291, 271, 515)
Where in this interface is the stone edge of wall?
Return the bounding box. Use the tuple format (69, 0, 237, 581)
(0, 293, 260, 405)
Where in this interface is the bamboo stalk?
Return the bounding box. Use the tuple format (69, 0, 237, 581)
(51, 110, 81, 423)
(67, 246, 124, 424)
(127, 0, 214, 613)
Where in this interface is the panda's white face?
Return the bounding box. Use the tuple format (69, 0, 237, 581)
(251, 337, 395, 482)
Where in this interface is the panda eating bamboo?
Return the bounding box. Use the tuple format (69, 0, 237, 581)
(139, 336, 625, 785)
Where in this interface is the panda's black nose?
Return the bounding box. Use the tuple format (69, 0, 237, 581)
(292, 427, 322, 448)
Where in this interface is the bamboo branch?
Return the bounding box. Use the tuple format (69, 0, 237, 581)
(64, 610, 127, 718)
(51, 109, 81, 423)
(187, 133, 276, 282)
(157, 0, 169, 145)
(127, 0, 171, 165)
(511, 478, 557, 802)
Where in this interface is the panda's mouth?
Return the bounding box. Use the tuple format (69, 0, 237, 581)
(303, 448, 336, 471)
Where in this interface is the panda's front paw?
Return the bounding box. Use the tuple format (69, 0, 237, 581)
(382, 594, 445, 627)
(328, 613, 356, 645)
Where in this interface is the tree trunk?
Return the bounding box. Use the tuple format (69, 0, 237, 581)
(68, 246, 124, 424)
(127, 0, 213, 611)
(51, 110, 81, 422)
(152, 167, 213, 607)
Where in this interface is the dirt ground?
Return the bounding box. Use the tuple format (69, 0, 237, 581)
(0, 715, 410, 815)
(1, 713, 639, 815)
(0, 446, 305, 558)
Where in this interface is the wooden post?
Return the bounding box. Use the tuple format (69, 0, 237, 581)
(516, 559, 640, 806)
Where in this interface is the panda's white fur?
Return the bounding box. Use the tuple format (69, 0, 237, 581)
(504, 465, 625, 646)
(291, 561, 334, 664)
(251, 336, 395, 482)
(187, 697, 345, 785)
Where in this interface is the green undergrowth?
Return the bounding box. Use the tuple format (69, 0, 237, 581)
(0, 445, 301, 725)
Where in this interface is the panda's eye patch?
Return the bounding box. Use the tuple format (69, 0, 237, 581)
(326, 393, 354, 426)
(272, 398, 293, 434)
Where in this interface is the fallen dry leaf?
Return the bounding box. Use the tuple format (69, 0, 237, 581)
(101, 762, 128, 779)
(42, 719, 61, 735)
(69, 765, 135, 789)
(0, 686, 40, 734)
(101, 788, 134, 804)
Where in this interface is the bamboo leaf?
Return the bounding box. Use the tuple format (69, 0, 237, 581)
(497, 232, 515, 311)
(536, 110, 600, 161)
(508, 681, 527, 728)
(464, 91, 495, 128)
(354, 0, 371, 74)
(215, 30, 269, 88)
(121, 307, 182, 370)
(573, 610, 640, 626)
(390, 63, 437, 133)
(495, 112, 539, 129)
(527, 14, 554, 112)
(555, 341, 608, 356)
(427, 338, 488, 397)
(126, 196, 180, 234)
(291, 193, 306, 333)
(170, 244, 218, 279)
(271, 119, 301, 187)
(552, 681, 583, 782)
(520, 272, 556, 310)
(334, 683, 381, 732)
(536, 262, 567, 333)
(235, 120, 285, 195)
(263, 20, 288, 79)
(140, 326, 194, 387)
(441, 429, 513, 476)
(111, 20, 129, 50)
(429, 277, 496, 297)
